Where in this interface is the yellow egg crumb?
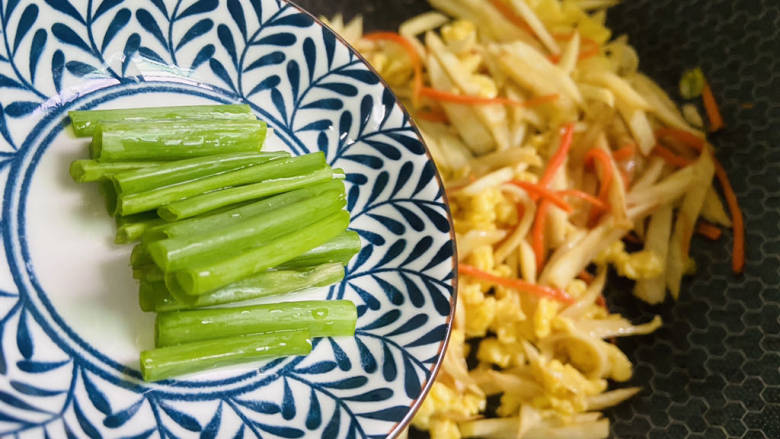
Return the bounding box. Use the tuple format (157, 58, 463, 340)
(533, 298, 560, 338)
(459, 53, 483, 74)
(465, 296, 496, 338)
(460, 281, 486, 305)
(441, 20, 476, 48)
(471, 74, 498, 98)
(413, 382, 485, 432)
(476, 338, 511, 368)
(429, 418, 462, 439)
(595, 241, 663, 280)
(467, 245, 495, 272)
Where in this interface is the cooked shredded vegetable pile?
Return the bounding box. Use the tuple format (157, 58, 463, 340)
(324, 1, 743, 437)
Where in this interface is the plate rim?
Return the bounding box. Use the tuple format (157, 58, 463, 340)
(284, 2, 460, 436)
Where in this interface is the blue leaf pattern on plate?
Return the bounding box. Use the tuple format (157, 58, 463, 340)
(65, 60, 96, 77)
(328, 337, 352, 371)
(177, 0, 219, 21)
(103, 399, 144, 428)
(295, 360, 337, 374)
(159, 401, 202, 432)
(247, 74, 279, 96)
(190, 42, 214, 71)
(81, 369, 111, 415)
(344, 388, 392, 403)
(135, 9, 165, 47)
(0, 389, 50, 413)
(208, 57, 235, 92)
(254, 32, 295, 46)
(73, 399, 101, 439)
(51, 23, 90, 52)
(287, 59, 300, 100)
(176, 18, 213, 51)
(16, 359, 69, 373)
(373, 275, 405, 305)
(282, 377, 295, 420)
(226, 0, 246, 40)
(5, 0, 23, 21)
(94, 0, 123, 20)
(306, 387, 322, 429)
(217, 23, 237, 66)
(201, 401, 222, 439)
(101, 8, 131, 51)
(0, 1, 454, 437)
(367, 213, 404, 235)
(361, 310, 401, 331)
(355, 336, 378, 373)
(387, 314, 427, 337)
(323, 405, 341, 438)
(407, 324, 449, 348)
(244, 50, 285, 71)
(15, 310, 32, 359)
(43, 0, 84, 25)
(257, 422, 305, 438)
(359, 405, 408, 422)
(138, 46, 165, 64)
(29, 29, 48, 82)
(9, 380, 64, 397)
(13, 4, 37, 54)
(232, 398, 280, 415)
(0, 73, 22, 89)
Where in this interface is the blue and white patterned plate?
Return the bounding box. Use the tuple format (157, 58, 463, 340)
(0, 0, 456, 437)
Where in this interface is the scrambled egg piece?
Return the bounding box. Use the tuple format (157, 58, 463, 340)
(456, 188, 504, 232)
(477, 338, 511, 368)
(465, 295, 496, 338)
(471, 74, 499, 99)
(494, 197, 517, 228)
(429, 418, 462, 439)
(460, 276, 496, 338)
(460, 280, 486, 305)
(467, 244, 495, 272)
(368, 48, 413, 86)
(574, 10, 611, 44)
(595, 241, 662, 280)
(533, 298, 561, 338)
(441, 20, 477, 53)
(459, 53, 483, 74)
(413, 382, 485, 432)
(532, 0, 611, 44)
(530, 358, 608, 416)
(540, 359, 606, 397)
(491, 291, 527, 344)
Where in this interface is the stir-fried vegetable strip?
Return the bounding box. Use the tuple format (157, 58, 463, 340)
(323, 1, 743, 437)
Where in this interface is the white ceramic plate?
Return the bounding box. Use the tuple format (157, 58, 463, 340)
(0, 0, 455, 437)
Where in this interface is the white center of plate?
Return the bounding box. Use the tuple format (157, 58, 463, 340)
(25, 125, 155, 367)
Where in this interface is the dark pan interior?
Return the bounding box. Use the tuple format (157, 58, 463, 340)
(292, 1, 780, 437)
